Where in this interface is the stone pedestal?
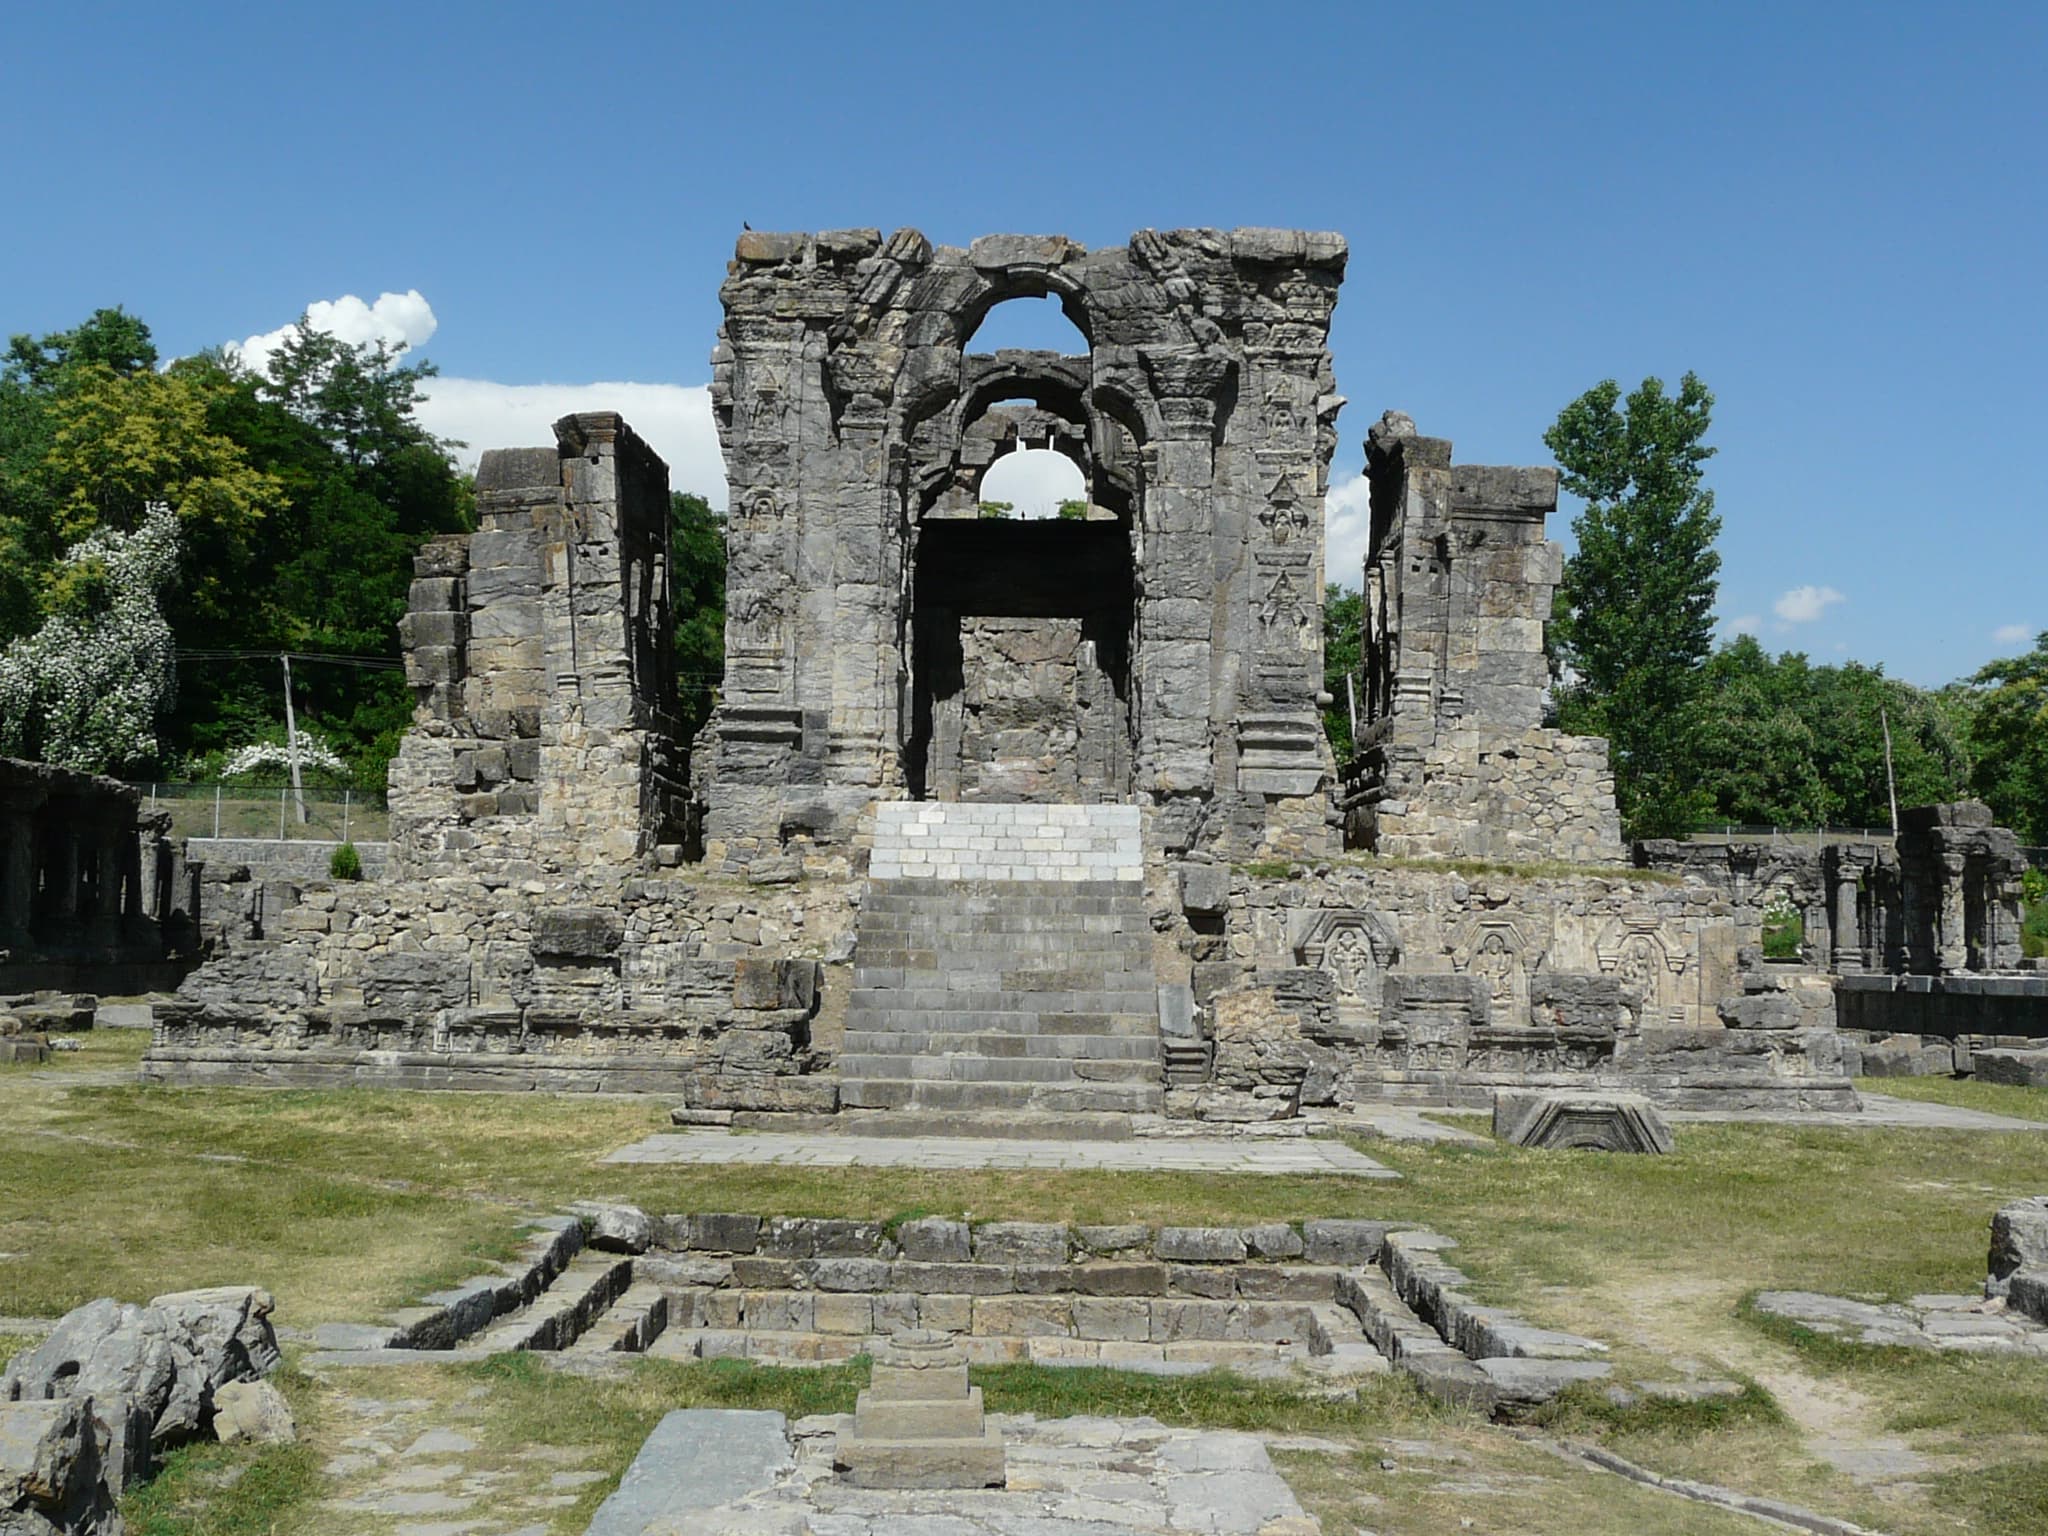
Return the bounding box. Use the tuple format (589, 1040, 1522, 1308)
(834, 1329, 1004, 1490)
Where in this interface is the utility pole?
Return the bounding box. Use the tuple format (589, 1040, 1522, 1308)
(1880, 704, 1900, 837)
(280, 653, 307, 828)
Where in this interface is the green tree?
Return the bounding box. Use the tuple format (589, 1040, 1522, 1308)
(1689, 638, 1968, 830)
(1546, 373, 1722, 839)
(0, 504, 180, 772)
(1965, 630, 2048, 843)
(1322, 583, 1362, 760)
(670, 492, 726, 739)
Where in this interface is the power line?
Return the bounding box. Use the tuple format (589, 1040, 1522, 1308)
(177, 649, 403, 671)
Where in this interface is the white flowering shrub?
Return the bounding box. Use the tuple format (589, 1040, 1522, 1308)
(221, 734, 350, 781)
(0, 504, 179, 774)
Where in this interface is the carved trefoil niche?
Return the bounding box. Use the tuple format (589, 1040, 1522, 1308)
(1291, 910, 1401, 1032)
(1594, 916, 1693, 1029)
(1449, 913, 1549, 1025)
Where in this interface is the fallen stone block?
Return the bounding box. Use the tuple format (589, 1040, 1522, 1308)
(1492, 1090, 1674, 1154)
(1973, 1050, 2048, 1089)
(212, 1380, 295, 1445)
(577, 1203, 655, 1255)
(1989, 1196, 2048, 1298)
(1474, 1356, 1612, 1414)
(1, 1396, 119, 1536)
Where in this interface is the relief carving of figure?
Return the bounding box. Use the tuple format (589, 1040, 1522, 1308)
(1472, 931, 1519, 1010)
(1324, 924, 1374, 1001)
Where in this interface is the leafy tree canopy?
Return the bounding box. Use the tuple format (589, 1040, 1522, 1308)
(1546, 373, 1722, 839)
(1965, 630, 2048, 843)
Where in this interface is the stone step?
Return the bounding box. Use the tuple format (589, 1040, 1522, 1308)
(853, 935, 1152, 959)
(856, 966, 1163, 991)
(859, 893, 1148, 916)
(854, 910, 1149, 931)
(566, 1279, 670, 1355)
(839, 1078, 1164, 1113)
(842, 1010, 1160, 1038)
(728, 1109, 1138, 1141)
(471, 1252, 634, 1353)
(848, 988, 1160, 1014)
(835, 1053, 1161, 1085)
(839, 1031, 1161, 1061)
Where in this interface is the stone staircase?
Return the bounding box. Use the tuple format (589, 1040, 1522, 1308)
(840, 803, 1162, 1118)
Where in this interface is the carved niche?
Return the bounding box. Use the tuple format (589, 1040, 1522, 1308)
(1594, 916, 1693, 1028)
(1449, 913, 1549, 1025)
(1291, 910, 1401, 1032)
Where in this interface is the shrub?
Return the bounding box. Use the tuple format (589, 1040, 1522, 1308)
(1761, 895, 1805, 960)
(328, 842, 363, 881)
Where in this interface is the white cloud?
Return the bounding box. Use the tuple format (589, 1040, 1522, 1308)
(228, 290, 438, 376)
(1993, 622, 2034, 646)
(1724, 613, 1762, 636)
(1772, 584, 1845, 626)
(1323, 471, 1372, 589)
(415, 379, 726, 505)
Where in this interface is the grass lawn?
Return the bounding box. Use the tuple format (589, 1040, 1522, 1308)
(8, 1046, 2048, 1534)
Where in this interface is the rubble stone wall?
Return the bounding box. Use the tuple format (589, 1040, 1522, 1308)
(1342, 413, 1623, 864)
(389, 413, 689, 880)
(146, 866, 856, 1098)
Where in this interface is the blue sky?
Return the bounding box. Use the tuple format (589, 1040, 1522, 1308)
(5, 1, 2042, 686)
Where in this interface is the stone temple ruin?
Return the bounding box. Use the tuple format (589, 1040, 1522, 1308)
(140, 225, 2038, 1119)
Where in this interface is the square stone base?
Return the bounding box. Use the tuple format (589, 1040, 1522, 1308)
(835, 1425, 1006, 1489)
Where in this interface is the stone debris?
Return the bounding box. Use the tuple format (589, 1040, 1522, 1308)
(835, 1330, 1005, 1490)
(1988, 1194, 2048, 1303)
(1753, 1290, 2048, 1355)
(211, 1379, 296, 1446)
(1, 1286, 283, 1532)
(1491, 1090, 1675, 1154)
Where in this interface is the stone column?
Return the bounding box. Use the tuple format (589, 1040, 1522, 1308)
(1829, 864, 1864, 973)
(0, 797, 37, 953)
(46, 818, 79, 923)
(90, 820, 126, 948)
(1937, 852, 1969, 974)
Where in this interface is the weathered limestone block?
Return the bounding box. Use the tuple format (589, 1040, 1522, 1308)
(0, 1396, 119, 1536)
(1492, 1090, 1674, 1154)
(1973, 1049, 2048, 1088)
(1988, 1196, 2048, 1299)
(211, 1380, 296, 1445)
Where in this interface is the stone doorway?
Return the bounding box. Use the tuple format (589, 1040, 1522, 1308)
(906, 518, 1133, 803)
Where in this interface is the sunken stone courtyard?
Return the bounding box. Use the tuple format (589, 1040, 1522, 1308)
(5, 227, 2047, 1536)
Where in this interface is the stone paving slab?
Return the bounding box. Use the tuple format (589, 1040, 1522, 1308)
(604, 1130, 1397, 1178)
(591, 1409, 1319, 1535)
(1420, 1091, 2047, 1134)
(1667, 1091, 2048, 1131)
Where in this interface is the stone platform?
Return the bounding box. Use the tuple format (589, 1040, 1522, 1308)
(604, 1129, 1396, 1177)
(588, 1409, 1319, 1535)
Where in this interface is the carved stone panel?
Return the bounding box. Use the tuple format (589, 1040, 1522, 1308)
(1594, 916, 1693, 1028)
(1290, 909, 1400, 1031)
(1449, 913, 1549, 1026)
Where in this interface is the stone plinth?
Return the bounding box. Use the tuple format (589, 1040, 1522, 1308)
(835, 1329, 1004, 1489)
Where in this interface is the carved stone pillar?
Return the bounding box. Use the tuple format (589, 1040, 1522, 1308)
(1830, 866, 1864, 973)
(1937, 852, 1969, 974)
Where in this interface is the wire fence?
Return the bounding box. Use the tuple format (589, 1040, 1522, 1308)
(1682, 824, 1899, 849)
(127, 782, 389, 844)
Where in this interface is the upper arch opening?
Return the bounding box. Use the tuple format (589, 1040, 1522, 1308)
(963, 293, 1091, 355)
